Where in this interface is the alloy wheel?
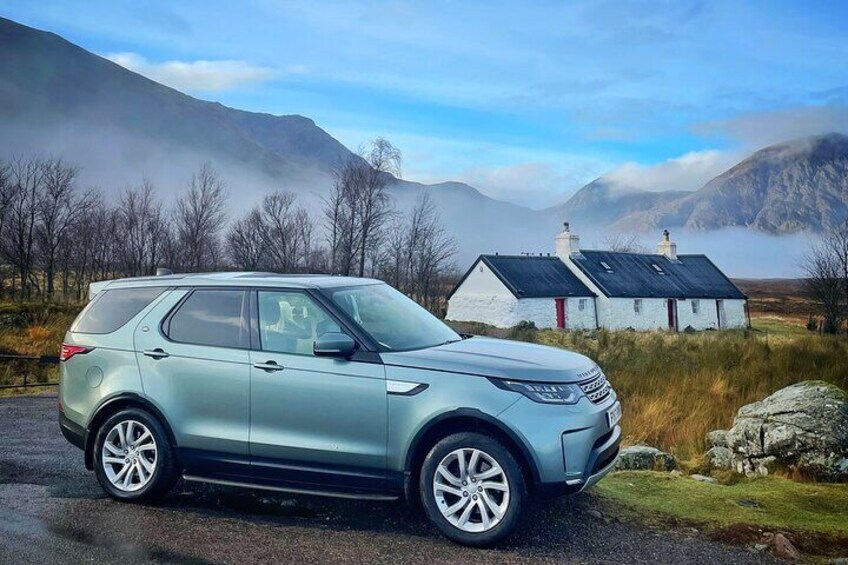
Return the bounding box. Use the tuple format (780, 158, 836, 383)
(432, 447, 510, 533)
(101, 420, 157, 492)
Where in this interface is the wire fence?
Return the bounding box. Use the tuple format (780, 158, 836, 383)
(0, 353, 60, 390)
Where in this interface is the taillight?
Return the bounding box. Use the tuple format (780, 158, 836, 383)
(60, 344, 93, 362)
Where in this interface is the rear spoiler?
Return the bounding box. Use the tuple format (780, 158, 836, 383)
(88, 280, 112, 300)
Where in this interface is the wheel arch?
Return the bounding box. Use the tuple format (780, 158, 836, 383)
(84, 393, 178, 470)
(402, 408, 541, 504)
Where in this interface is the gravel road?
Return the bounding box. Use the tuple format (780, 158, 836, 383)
(0, 394, 773, 564)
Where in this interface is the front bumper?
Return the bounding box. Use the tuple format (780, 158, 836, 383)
(498, 394, 621, 495)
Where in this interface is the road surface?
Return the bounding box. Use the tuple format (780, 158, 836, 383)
(0, 394, 771, 564)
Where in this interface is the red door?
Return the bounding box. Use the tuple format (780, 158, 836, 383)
(667, 299, 677, 331)
(555, 298, 566, 329)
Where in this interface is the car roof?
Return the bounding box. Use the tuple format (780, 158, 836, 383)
(95, 272, 384, 293)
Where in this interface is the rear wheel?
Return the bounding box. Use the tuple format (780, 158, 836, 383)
(93, 408, 178, 502)
(420, 432, 526, 546)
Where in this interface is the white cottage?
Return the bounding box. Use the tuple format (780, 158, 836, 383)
(447, 224, 749, 331)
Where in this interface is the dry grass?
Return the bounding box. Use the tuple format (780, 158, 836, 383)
(450, 319, 848, 461)
(0, 303, 79, 393)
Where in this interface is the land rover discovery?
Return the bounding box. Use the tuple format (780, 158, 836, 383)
(59, 272, 621, 546)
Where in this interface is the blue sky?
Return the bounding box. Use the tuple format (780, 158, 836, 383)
(5, 0, 848, 208)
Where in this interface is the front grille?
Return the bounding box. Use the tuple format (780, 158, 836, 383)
(578, 367, 612, 404)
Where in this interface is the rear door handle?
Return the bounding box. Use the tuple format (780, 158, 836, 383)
(143, 348, 170, 359)
(253, 361, 285, 372)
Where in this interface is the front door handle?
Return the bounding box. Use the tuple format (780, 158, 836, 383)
(143, 348, 169, 360)
(253, 361, 284, 372)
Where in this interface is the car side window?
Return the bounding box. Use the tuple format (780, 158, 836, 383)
(258, 291, 341, 355)
(166, 289, 248, 349)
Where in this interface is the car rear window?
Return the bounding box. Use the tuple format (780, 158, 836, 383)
(165, 289, 248, 349)
(72, 287, 166, 334)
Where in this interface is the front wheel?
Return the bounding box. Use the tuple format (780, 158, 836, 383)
(420, 432, 526, 546)
(93, 408, 179, 502)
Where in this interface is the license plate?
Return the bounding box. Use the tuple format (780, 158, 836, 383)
(607, 402, 622, 429)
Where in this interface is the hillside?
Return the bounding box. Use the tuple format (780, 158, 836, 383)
(0, 17, 544, 261)
(612, 134, 848, 233)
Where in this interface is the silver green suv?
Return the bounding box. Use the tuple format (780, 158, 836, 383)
(59, 272, 621, 546)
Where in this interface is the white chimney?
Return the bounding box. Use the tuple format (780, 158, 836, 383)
(555, 222, 581, 261)
(657, 229, 678, 261)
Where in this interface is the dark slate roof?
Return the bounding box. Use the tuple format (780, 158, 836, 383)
(569, 250, 746, 299)
(450, 255, 595, 299)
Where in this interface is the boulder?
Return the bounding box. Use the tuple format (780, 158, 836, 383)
(705, 446, 733, 469)
(613, 445, 676, 471)
(772, 533, 801, 561)
(717, 381, 848, 480)
(690, 474, 718, 484)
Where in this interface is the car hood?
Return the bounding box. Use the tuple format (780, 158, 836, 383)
(381, 336, 598, 383)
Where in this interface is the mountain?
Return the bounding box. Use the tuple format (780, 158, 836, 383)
(544, 178, 689, 229)
(0, 17, 544, 261)
(2, 15, 847, 275)
(612, 134, 848, 233)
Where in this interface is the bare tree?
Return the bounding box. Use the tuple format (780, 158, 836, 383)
(323, 138, 400, 277)
(116, 179, 166, 276)
(0, 162, 14, 299)
(601, 233, 646, 253)
(226, 209, 266, 271)
(802, 239, 843, 334)
(173, 163, 228, 271)
(826, 219, 848, 329)
(3, 156, 44, 299)
(36, 158, 88, 299)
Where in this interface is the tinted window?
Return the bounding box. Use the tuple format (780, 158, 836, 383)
(258, 291, 342, 355)
(167, 289, 247, 349)
(323, 284, 460, 352)
(72, 287, 166, 334)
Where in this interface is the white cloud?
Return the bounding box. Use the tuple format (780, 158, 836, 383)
(602, 149, 742, 193)
(105, 52, 285, 92)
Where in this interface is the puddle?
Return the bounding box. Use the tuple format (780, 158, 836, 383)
(50, 524, 217, 565)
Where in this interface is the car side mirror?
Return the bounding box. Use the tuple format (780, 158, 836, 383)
(313, 332, 357, 358)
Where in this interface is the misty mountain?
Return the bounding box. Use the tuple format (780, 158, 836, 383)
(618, 133, 848, 233)
(2, 15, 847, 275)
(0, 17, 544, 261)
(543, 178, 689, 229)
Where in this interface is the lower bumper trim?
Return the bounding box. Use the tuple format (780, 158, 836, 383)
(59, 412, 86, 451)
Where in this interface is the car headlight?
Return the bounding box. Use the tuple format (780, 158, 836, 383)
(491, 379, 583, 405)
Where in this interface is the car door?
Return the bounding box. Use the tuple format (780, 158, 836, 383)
(134, 287, 251, 476)
(248, 288, 387, 492)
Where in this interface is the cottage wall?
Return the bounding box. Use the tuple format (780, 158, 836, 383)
(446, 259, 519, 327)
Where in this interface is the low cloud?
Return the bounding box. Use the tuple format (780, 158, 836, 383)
(105, 52, 286, 92)
(454, 161, 604, 209)
(602, 149, 741, 193)
(694, 105, 848, 148)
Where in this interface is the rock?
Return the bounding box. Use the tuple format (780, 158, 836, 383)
(714, 381, 848, 481)
(705, 446, 733, 469)
(613, 445, 676, 471)
(706, 429, 729, 448)
(670, 470, 683, 478)
(772, 533, 801, 561)
(586, 509, 604, 521)
(754, 543, 769, 552)
(690, 474, 718, 484)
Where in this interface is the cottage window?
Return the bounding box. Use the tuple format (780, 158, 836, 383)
(600, 261, 613, 273)
(578, 299, 586, 311)
(634, 299, 643, 314)
(691, 299, 700, 314)
(651, 264, 665, 275)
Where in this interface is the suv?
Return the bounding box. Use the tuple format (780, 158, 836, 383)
(59, 272, 620, 546)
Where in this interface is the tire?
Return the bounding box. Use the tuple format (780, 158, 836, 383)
(419, 432, 526, 547)
(92, 407, 179, 503)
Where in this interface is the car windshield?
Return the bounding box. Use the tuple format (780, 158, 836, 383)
(323, 284, 461, 352)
